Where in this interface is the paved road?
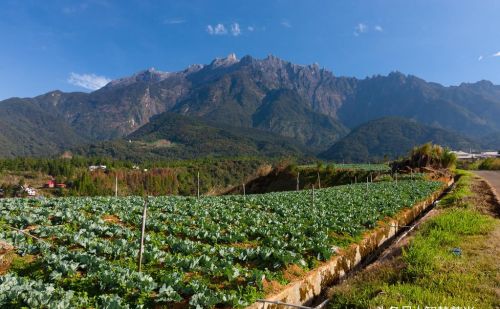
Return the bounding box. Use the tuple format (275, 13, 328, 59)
(474, 170, 500, 199)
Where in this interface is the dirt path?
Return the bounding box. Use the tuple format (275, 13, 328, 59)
(474, 170, 500, 202)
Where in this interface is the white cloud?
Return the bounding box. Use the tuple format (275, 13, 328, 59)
(493, 51, 500, 57)
(164, 18, 186, 25)
(68, 72, 111, 90)
(374, 25, 383, 32)
(247, 26, 254, 32)
(281, 20, 292, 28)
(207, 23, 227, 35)
(478, 55, 484, 61)
(230, 23, 241, 36)
(207, 23, 241, 36)
(354, 23, 368, 36)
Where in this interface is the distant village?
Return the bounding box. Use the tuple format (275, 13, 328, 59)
(450, 150, 500, 160)
(0, 164, 149, 198)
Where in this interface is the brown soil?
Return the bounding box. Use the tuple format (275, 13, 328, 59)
(282, 264, 307, 282)
(229, 241, 258, 249)
(23, 225, 38, 232)
(469, 176, 500, 218)
(262, 278, 285, 295)
(102, 214, 122, 224)
(0, 241, 15, 275)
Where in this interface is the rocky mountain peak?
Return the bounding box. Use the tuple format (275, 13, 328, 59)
(210, 53, 240, 67)
(107, 68, 170, 88)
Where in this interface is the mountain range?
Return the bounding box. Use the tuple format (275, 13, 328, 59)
(1, 53, 499, 161)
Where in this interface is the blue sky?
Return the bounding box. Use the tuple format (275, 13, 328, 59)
(1, 0, 499, 100)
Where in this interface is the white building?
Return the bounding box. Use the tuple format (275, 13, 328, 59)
(89, 165, 107, 172)
(450, 151, 474, 160)
(22, 186, 37, 196)
(480, 151, 500, 158)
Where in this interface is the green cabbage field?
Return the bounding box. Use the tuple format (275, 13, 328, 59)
(0, 180, 443, 308)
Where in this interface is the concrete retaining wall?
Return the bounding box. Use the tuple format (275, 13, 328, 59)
(247, 178, 453, 309)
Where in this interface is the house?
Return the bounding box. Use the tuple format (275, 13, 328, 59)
(451, 150, 500, 160)
(450, 151, 474, 160)
(479, 151, 500, 158)
(45, 180, 56, 188)
(89, 165, 107, 172)
(22, 186, 37, 197)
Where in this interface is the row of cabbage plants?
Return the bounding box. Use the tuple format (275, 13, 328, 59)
(0, 180, 443, 308)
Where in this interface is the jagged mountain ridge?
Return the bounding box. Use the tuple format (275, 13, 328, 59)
(1, 53, 500, 158)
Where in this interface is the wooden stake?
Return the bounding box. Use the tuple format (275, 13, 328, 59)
(243, 182, 246, 199)
(115, 175, 118, 197)
(197, 171, 200, 199)
(312, 185, 315, 208)
(296, 172, 300, 191)
(317, 172, 321, 189)
(138, 198, 148, 272)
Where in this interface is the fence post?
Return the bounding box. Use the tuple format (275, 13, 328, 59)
(115, 175, 118, 197)
(317, 172, 321, 189)
(138, 198, 148, 272)
(296, 172, 300, 191)
(243, 182, 246, 199)
(312, 185, 315, 208)
(197, 171, 200, 199)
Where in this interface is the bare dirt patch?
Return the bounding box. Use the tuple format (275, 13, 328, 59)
(469, 176, 500, 218)
(102, 214, 122, 224)
(283, 264, 307, 282)
(0, 240, 15, 275)
(262, 278, 285, 295)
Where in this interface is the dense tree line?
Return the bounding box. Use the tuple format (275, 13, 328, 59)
(0, 157, 281, 197)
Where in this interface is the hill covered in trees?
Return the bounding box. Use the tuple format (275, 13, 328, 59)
(320, 117, 478, 163)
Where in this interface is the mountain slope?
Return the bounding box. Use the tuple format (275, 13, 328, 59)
(0, 98, 87, 157)
(2, 54, 500, 158)
(480, 132, 500, 151)
(72, 112, 310, 161)
(319, 117, 478, 163)
(337, 73, 500, 137)
(252, 89, 348, 148)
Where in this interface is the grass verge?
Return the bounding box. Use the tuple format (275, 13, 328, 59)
(328, 170, 500, 309)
